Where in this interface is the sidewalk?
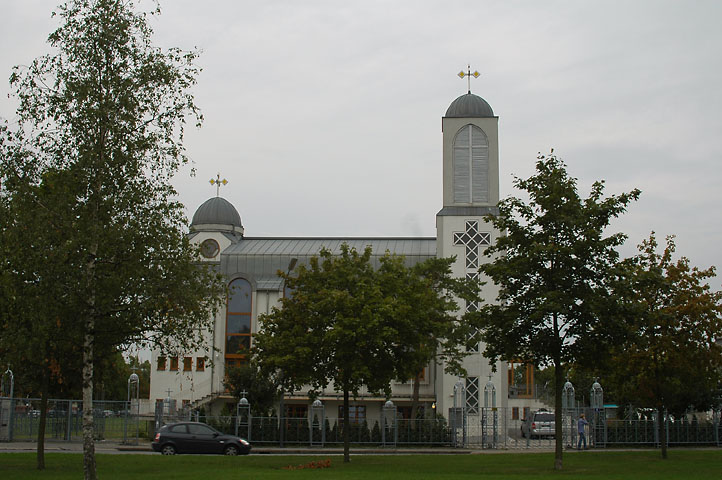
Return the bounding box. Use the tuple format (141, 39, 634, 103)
(0, 441, 474, 455)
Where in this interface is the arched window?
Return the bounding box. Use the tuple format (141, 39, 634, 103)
(453, 124, 489, 203)
(226, 278, 252, 366)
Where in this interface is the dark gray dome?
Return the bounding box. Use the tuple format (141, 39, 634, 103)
(445, 93, 494, 118)
(191, 197, 242, 228)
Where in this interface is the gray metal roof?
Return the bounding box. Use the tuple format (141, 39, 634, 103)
(221, 237, 437, 289)
(437, 206, 499, 217)
(445, 93, 495, 118)
(191, 197, 242, 228)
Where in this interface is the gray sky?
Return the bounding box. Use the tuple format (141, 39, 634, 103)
(2, 0, 721, 280)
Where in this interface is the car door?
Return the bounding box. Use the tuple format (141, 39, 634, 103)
(187, 423, 220, 454)
(166, 423, 191, 452)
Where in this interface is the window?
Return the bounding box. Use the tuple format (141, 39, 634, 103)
(169, 357, 179, 371)
(200, 238, 220, 259)
(285, 405, 308, 418)
(453, 124, 489, 204)
(196, 357, 205, 372)
(156, 357, 166, 371)
(398, 406, 425, 419)
(183, 357, 192, 372)
(226, 278, 252, 363)
(404, 367, 426, 383)
(508, 361, 535, 398)
(188, 424, 216, 435)
(338, 405, 366, 425)
(169, 424, 187, 433)
(512, 407, 519, 420)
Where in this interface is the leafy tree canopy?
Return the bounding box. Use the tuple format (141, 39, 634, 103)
(604, 233, 722, 457)
(477, 151, 640, 469)
(0, 1, 224, 477)
(224, 359, 282, 417)
(253, 244, 479, 461)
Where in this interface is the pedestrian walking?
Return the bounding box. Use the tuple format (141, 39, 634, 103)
(577, 413, 589, 450)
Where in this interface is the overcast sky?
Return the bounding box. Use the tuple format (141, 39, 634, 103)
(2, 0, 721, 280)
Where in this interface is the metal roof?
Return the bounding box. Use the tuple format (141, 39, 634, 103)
(191, 197, 242, 228)
(445, 93, 495, 118)
(221, 237, 437, 289)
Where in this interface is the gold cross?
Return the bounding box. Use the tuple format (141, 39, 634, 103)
(458, 65, 481, 94)
(209, 173, 228, 197)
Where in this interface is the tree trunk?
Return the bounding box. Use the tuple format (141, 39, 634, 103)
(82, 314, 97, 480)
(343, 388, 350, 463)
(410, 370, 422, 424)
(658, 408, 668, 459)
(36, 368, 48, 470)
(554, 360, 564, 470)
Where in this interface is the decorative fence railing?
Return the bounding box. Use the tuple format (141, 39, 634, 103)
(1, 397, 721, 449)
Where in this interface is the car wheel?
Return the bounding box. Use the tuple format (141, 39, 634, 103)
(224, 445, 239, 456)
(161, 444, 176, 455)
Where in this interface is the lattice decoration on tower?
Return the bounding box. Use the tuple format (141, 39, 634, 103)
(453, 221, 491, 269)
(466, 376, 479, 415)
(466, 271, 481, 353)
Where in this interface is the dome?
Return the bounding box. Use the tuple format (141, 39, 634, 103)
(445, 93, 494, 118)
(191, 197, 243, 231)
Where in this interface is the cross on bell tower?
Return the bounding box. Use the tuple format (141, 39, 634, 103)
(453, 220, 491, 269)
(209, 173, 228, 197)
(458, 65, 481, 94)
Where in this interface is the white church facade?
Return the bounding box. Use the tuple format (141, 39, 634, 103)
(149, 88, 543, 425)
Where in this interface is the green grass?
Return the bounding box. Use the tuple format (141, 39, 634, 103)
(1, 450, 721, 479)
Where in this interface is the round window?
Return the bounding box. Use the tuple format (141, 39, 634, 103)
(200, 239, 220, 259)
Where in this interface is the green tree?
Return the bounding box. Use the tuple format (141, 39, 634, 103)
(606, 233, 722, 459)
(1, 2, 224, 478)
(224, 359, 281, 416)
(376, 254, 480, 420)
(254, 244, 478, 462)
(477, 152, 640, 470)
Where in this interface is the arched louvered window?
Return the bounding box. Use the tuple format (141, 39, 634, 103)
(226, 278, 252, 366)
(453, 125, 489, 203)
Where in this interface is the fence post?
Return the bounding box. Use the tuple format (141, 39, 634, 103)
(236, 396, 250, 438)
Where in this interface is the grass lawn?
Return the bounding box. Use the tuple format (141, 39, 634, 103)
(0, 450, 720, 479)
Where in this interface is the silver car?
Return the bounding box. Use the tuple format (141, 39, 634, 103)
(521, 410, 555, 439)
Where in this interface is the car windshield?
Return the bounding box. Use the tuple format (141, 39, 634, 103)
(534, 413, 554, 421)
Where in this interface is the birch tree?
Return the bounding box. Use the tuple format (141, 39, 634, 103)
(1, 2, 224, 478)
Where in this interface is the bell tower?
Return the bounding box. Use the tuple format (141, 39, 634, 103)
(435, 69, 506, 417)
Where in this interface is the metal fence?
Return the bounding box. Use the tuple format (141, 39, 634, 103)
(0, 398, 150, 443)
(2, 396, 721, 450)
(459, 407, 722, 449)
(189, 414, 452, 446)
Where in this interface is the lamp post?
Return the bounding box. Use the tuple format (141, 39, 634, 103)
(236, 393, 250, 438)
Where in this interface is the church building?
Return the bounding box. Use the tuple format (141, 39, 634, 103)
(149, 83, 540, 425)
